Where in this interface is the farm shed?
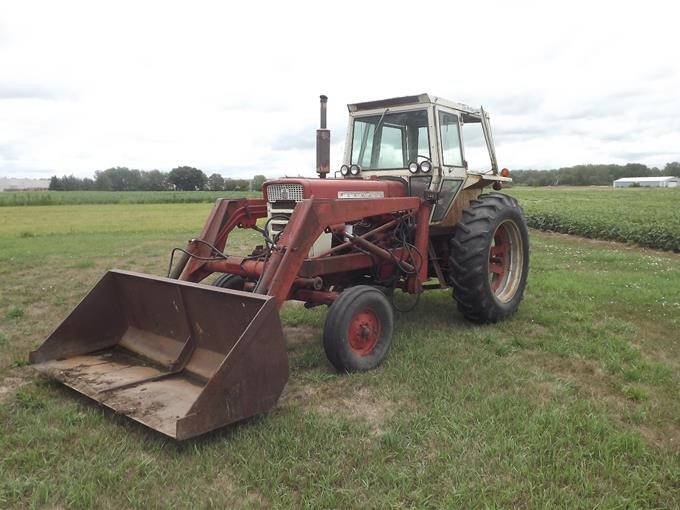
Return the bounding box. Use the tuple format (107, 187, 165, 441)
(613, 176, 679, 188)
(0, 177, 50, 191)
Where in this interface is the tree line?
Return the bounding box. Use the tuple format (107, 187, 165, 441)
(48, 161, 680, 190)
(48, 166, 268, 192)
(510, 162, 680, 186)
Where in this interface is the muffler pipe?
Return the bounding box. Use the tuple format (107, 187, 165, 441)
(319, 94, 328, 129)
(316, 94, 330, 179)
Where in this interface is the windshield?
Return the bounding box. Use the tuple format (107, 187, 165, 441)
(351, 109, 430, 170)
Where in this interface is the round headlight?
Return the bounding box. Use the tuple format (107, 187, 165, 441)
(420, 160, 432, 173)
(349, 164, 361, 176)
(408, 161, 419, 174)
(340, 164, 350, 176)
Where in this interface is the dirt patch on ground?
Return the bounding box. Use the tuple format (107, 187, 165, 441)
(208, 471, 266, 509)
(523, 351, 630, 415)
(281, 379, 395, 438)
(283, 325, 319, 349)
(315, 386, 395, 437)
(520, 351, 680, 452)
(635, 423, 680, 452)
(0, 372, 29, 404)
(629, 318, 680, 370)
(528, 380, 563, 405)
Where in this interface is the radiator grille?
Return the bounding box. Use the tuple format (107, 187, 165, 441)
(266, 184, 304, 203)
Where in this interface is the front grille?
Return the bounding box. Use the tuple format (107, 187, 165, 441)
(266, 184, 304, 203)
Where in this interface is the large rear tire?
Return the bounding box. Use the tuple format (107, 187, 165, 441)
(449, 192, 529, 323)
(323, 285, 394, 372)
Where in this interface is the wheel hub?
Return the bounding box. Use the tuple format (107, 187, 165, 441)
(488, 220, 524, 303)
(348, 309, 381, 356)
(489, 225, 510, 292)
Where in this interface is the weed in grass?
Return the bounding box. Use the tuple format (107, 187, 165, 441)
(5, 306, 24, 319)
(70, 260, 95, 269)
(18, 231, 34, 238)
(622, 384, 649, 402)
(0, 332, 6, 346)
(289, 347, 325, 370)
(13, 385, 46, 410)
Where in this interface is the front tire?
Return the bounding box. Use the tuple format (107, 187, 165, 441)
(213, 274, 245, 290)
(323, 285, 394, 372)
(449, 192, 529, 323)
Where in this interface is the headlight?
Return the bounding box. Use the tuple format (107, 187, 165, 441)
(340, 165, 350, 176)
(420, 160, 432, 173)
(349, 164, 361, 176)
(408, 161, 419, 174)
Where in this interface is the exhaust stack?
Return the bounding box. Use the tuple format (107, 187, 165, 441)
(316, 95, 330, 179)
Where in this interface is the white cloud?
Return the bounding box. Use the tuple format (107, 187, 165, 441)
(1, 0, 679, 177)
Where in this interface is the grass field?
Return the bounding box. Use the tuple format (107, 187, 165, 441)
(0, 199, 679, 508)
(508, 186, 680, 251)
(0, 190, 258, 207)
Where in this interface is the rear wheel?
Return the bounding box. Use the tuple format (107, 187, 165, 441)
(449, 192, 529, 323)
(213, 274, 245, 291)
(323, 285, 394, 372)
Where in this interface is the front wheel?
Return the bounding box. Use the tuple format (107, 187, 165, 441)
(213, 274, 245, 290)
(323, 285, 394, 372)
(449, 192, 529, 323)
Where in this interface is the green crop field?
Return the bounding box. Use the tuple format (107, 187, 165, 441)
(508, 186, 680, 252)
(0, 199, 679, 508)
(0, 190, 259, 207)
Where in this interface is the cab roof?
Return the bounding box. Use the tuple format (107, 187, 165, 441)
(347, 93, 482, 117)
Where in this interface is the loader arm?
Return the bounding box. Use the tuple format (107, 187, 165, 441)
(176, 198, 267, 283)
(256, 197, 424, 306)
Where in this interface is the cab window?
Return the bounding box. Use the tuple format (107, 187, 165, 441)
(439, 111, 463, 167)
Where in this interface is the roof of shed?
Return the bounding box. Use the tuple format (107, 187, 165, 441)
(613, 176, 679, 183)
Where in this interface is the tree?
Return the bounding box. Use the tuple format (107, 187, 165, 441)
(207, 173, 225, 191)
(94, 170, 113, 190)
(663, 162, 680, 177)
(167, 166, 207, 191)
(60, 174, 83, 191)
(81, 177, 96, 190)
(223, 178, 250, 191)
(251, 174, 267, 191)
(48, 176, 63, 191)
(94, 167, 142, 191)
(140, 170, 166, 191)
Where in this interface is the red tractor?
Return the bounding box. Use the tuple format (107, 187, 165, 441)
(31, 94, 529, 439)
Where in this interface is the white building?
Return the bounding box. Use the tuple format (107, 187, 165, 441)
(0, 177, 51, 191)
(613, 176, 679, 188)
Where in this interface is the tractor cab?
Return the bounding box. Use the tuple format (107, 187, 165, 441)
(338, 94, 510, 225)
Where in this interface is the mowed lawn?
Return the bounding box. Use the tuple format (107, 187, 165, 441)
(0, 200, 678, 508)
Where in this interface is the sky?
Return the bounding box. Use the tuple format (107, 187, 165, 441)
(1, 0, 679, 179)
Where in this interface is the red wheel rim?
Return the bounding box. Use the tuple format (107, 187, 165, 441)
(348, 309, 381, 356)
(489, 223, 510, 293)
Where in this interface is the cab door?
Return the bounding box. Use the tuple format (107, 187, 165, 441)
(435, 107, 466, 178)
(431, 107, 466, 223)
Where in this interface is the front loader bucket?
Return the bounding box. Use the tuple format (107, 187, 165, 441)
(30, 270, 288, 440)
